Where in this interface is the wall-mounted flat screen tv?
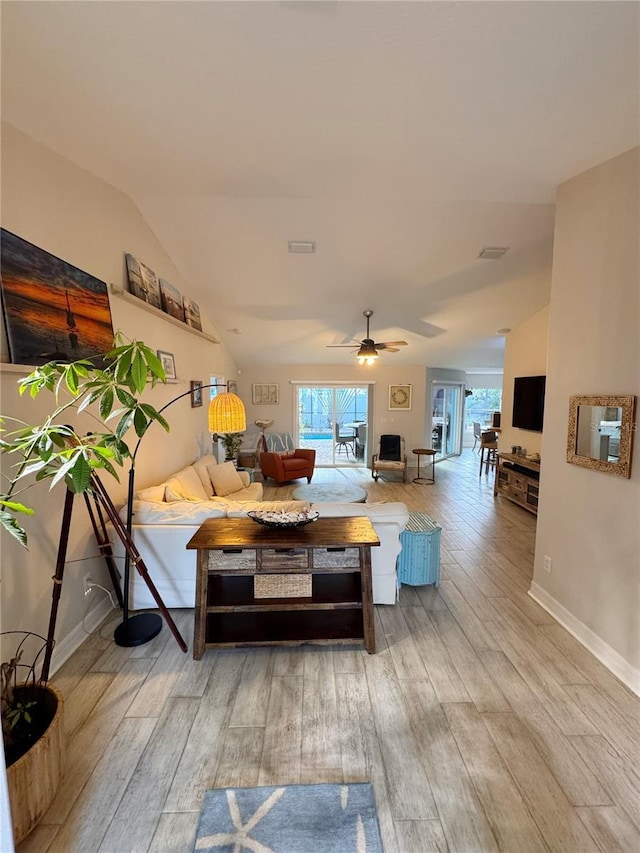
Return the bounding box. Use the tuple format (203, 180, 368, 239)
(512, 375, 546, 432)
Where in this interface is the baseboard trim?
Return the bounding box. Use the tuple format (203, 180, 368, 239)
(529, 582, 640, 696)
(48, 597, 116, 677)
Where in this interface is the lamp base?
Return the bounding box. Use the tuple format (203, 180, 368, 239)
(114, 613, 162, 647)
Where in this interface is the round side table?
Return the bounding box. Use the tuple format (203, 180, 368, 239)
(412, 448, 436, 484)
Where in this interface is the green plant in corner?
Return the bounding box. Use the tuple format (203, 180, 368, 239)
(0, 333, 170, 547)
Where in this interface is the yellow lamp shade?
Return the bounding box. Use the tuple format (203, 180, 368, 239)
(208, 392, 246, 433)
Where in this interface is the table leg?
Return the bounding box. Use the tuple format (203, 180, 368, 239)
(360, 546, 375, 654)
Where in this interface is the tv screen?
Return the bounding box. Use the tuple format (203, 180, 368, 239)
(512, 376, 546, 432)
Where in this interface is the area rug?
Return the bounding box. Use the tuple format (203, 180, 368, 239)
(193, 782, 384, 853)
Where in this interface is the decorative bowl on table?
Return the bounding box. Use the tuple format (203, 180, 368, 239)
(247, 509, 319, 528)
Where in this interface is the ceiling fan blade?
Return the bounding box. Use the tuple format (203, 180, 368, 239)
(380, 346, 400, 353)
(375, 341, 408, 348)
(326, 345, 359, 349)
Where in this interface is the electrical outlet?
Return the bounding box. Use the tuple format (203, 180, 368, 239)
(543, 555, 552, 574)
(83, 574, 95, 596)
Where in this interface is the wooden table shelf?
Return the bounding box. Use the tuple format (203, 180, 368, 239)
(187, 517, 380, 657)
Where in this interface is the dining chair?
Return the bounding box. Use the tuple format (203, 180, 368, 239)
(334, 422, 356, 457)
(479, 430, 498, 476)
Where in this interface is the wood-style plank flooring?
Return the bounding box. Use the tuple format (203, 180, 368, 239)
(18, 451, 640, 852)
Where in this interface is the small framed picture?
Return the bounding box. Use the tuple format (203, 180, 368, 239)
(252, 383, 279, 405)
(389, 384, 412, 410)
(190, 380, 203, 408)
(227, 380, 238, 395)
(157, 350, 177, 380)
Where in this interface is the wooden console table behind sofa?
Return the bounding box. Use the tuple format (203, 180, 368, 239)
(187, 517, 380, 658)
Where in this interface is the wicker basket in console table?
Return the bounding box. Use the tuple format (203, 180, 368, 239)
(186, 516, 380, 658)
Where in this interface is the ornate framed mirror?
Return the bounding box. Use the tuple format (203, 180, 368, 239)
(567, 395, 636, 478)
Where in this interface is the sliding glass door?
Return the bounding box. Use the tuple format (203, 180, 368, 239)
(431, 382, 463, 459)
(295, 385, 370, 466)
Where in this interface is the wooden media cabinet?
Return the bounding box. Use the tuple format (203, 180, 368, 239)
(494, 453, 540, 515)
(187, 516, 379, 657)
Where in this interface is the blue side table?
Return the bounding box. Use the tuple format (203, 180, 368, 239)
(397, 511, 442, 587)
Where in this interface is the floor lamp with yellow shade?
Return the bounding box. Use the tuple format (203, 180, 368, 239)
(114, 383, 247, 647)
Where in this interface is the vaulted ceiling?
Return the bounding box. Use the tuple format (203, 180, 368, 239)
(2, 1, 638, 368)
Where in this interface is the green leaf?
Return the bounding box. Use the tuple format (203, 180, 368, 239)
(114, 347, 133, 383)
(69, 455, 92, 492)
(99, 388, 114, 421)
(0, 498, 34, 516)
(94, 456, 119, 480)
(133, 407, 149, 437)
(139, 404, 170, 432)
(130, 351, 146, 394)
(65, 366, 80, 395)
(115, 387, 137, 408)
(115, 411, 135, 441)
(0, 511, 28, 547)
(50, 456, 78, 490)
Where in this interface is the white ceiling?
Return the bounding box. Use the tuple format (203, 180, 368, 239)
(2, 1, 638, 369)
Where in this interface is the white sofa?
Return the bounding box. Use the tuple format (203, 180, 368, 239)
(111, 455, 409, 608)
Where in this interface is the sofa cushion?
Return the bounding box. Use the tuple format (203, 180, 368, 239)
(128, 499, 228, 525)
(223, 483, 264, 503)
(209, 461, 245, 497)
(192, 454, 218, 495)
(165, 465, 210, 502)
(280, 458, 310, 472)
(135, 484, 167, 502)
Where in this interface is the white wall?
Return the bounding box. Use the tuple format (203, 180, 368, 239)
(533, 147, 639, 690)
(0, 123, 238, 667)
(499, 307, 549, 456)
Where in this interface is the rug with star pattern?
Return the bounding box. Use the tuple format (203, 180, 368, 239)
(193, 782, 383, 853)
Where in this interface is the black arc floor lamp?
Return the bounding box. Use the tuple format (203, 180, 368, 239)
(114, 382, 247, 647)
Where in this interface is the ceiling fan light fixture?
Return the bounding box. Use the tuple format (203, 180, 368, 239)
(357, 340, 378, 365)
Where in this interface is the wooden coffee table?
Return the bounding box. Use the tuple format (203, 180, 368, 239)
(187, 516, 379, 658)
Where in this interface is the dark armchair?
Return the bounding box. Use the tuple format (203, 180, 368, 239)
(260, 448, 316, 484)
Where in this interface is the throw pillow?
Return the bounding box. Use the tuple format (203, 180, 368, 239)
(165, 466, 210, 502)
(135, 484, 166, 502)
(193, 454, 218, 495)
(209, 461, 244, 497)
(165, 485, 202, 503)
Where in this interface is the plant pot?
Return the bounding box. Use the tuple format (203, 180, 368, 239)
(6, 683, 65, 845)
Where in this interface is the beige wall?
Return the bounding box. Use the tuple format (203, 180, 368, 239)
(237, 363, 429, 461)
(499, 306, 549, 455)
(0, 124, 238, 664)
(534, 147, 639, 683)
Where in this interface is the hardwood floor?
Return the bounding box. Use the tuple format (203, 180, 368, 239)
(18, 451, 640, 852)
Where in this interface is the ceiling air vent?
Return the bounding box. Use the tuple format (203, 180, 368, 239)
(288, 240, 316, 254)
(478, 246, 509, 260)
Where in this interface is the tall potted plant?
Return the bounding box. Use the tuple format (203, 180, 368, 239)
(220, 431, 244, 463)
(0, 334, 170, 843)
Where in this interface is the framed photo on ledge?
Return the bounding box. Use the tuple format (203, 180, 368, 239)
(190, 380, 203, 408)
(252, 383, 279, 405)
(389, 384, 412, 410)
(157, 350, 176, 380)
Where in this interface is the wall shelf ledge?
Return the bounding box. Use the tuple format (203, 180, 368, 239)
(109, 284, 219, 344)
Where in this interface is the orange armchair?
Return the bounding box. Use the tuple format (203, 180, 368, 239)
(260, 448, 316, 484)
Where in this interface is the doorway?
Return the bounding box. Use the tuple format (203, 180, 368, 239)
(294, 385, 370, 466)
(431, 382, 463, 459)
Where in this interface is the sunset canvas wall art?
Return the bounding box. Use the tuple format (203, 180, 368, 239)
(0, 229, 114, 365)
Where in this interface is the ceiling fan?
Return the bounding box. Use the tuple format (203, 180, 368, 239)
(327, 310, 408, 364)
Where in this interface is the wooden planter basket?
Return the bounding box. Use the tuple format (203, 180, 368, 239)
(7, 682, 65, 845)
